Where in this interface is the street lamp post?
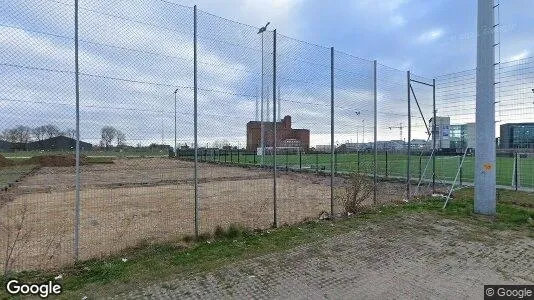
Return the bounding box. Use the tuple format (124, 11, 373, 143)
(355, 110, 361, 147)
(258, 22, 270, 165)
(362, 119, 365, 144)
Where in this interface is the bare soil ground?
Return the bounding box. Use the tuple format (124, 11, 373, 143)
(0, 158, 409, 272)
(113, 214, 534, 299)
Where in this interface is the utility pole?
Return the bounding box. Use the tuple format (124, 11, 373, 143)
(389, 123, 404, 141)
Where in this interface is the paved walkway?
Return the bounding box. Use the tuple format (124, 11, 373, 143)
(112, 214, 534, 299)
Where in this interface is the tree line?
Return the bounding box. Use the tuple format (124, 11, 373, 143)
(0, 124, 75, 143)
(0, 125, 126, 148)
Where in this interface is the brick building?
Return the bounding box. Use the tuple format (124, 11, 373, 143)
(246, 115, 310, 152)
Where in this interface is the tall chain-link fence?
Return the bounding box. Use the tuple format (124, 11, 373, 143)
(1, 0, 533, 274)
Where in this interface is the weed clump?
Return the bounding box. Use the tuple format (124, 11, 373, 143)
(342, 173, 374, 214)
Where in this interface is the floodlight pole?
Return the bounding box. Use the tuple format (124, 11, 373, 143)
(474, 0, 496, 215)
(257, 22, 269, 165)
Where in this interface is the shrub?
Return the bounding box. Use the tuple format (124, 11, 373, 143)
(342, 173, 374, 214)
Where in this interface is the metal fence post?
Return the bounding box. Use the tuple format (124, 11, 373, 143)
(193, 5, 199, 238)
(285, 149, 288, 170)
(330, 47, 335, 217)
(373, 60, 378, 205)
(386, 150, 388, 178)
(273, 29, 278, 228)
(419, 155, 422, 182)
(299, 150, 302, 170)
(515, 152, 519, 190)
(73, 0, 80, 261)
(432, 78, 436, 193)
(459, 155, 463, 187)
(406, 71, 411, 201)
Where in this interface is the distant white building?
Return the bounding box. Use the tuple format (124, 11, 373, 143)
(410, 139, 428, 150)
(314, 145, 331, 153)
(429, 116, 451, 149)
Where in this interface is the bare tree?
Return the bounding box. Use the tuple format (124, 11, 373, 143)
(101, 126, 117, 149)
(43, 124, 61, 139)
(33, 126, 47, 142)
(116, 130, 126, 147)
(2, 126, 33, 143)
(63, 128, 76, 139)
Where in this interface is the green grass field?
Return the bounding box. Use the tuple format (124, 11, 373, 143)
(2, 150, 533, 189)
(188, 151, 534, 189)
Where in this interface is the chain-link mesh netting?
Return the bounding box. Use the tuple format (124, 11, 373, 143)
(332, 51, 375, 211)
(409, 74, 436, 197)
(497, 57, 534, 189)
(375, 64, 409, 202)
(196, 10, 276, 232)
(435, 69, 475, 191)
(76, 0, 195, 262)
(2, 0, 534, 275)
(1, 0, 77, 271)
(275, 34, 332, 223)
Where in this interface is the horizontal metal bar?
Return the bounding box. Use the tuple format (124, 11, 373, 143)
(410, 79, 434, 87)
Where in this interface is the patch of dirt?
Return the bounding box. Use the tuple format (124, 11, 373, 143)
(0, 158, 440, 272)
(0, 154, 14, 168)
(24, 154, 87, 167)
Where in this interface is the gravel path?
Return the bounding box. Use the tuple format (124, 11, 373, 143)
(111, 214, 534, 299)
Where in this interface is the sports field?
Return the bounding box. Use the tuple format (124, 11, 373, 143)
(184, 151, 534, 189)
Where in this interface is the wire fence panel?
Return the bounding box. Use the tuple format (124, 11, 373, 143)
(376, 64, 409, 202)
(332, 51, 375, 212)
(435, 69, 476, 190)
(0, 0, 76, 273)
(2, 0, 534, 275)
(409, 74, 435, 197)
(196, 10, 276, 232)
(497, 57, 534, 189)
(276, 34, 332, 223)
(77, 0, 194, 262)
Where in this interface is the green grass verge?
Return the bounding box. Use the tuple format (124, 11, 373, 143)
(1, 188, 532, 299)
(0, 165, 38, 190)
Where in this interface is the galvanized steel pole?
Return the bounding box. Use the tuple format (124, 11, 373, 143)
(474, 0, 496, 215)
(373, 60, 378, 205)
(432, 79, 436, 193)
(330, 47, 335, 217)
(74, 0, 81, 261)
(407, 71, 411, 201)
(193, 5, 199, 236)
(272, 29, 278, 227)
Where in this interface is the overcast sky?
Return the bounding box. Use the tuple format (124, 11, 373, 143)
(177, 0, 533, 76)
(1, 0, 533, 147)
